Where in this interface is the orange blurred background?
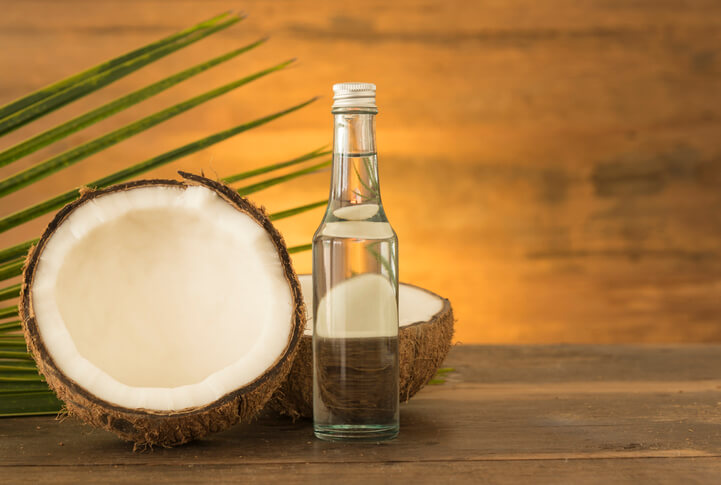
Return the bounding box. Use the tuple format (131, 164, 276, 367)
(1, 1, 720, 343)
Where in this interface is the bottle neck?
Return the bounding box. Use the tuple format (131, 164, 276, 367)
(329, 110, 380, 207)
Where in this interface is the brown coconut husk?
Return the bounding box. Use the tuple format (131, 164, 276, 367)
(20, 173, 305, 448)
(268, 281, 454, 420)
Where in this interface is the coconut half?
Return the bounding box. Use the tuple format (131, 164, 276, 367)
(20, 174, 304, 447)
(268, 274, 454, 419)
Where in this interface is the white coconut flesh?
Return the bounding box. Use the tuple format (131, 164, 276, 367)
(298, 274, 444, 336)
(315, 273, 398, 338)
(30, 185, 293, 411)
(332, 203, 379, 220)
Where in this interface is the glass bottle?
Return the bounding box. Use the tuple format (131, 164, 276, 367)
(312, 83, 399, 441)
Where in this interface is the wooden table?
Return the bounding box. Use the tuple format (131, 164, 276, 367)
(2, 345, 721, 483)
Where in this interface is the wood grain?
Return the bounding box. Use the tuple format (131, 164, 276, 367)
(5, 461, 721, 485)
(2, 345, 721, 483)
(0, 1, 720, 342)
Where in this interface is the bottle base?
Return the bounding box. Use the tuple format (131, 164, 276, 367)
(314, 423, 399, 442)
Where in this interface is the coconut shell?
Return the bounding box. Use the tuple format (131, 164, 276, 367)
(268, 282, 454, 420)
(20, 173, 305, 448)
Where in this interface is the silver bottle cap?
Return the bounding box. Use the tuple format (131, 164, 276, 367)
(332, 82, 377, 109)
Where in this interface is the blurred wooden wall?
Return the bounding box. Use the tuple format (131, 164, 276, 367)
(1, 0, 720, 343)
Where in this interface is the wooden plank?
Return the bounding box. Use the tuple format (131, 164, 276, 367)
(3, 385, 720, 465)
(1, 1, 721, 344)
(448, 344, 721, 383)
(4, 459, 721, 485)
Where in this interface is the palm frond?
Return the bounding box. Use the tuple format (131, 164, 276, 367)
(0, 12, 234, 120)
(269, 200, 327, 221)
(0, 14, 243, 136)
(0, 240, 38, 265)
(0, 285, 20, 303)
(0, 320, 22, 333)
(0, 98, 316, 234)
(222, 147, 330, 184)
(0, 350, 30, 360)
(0, 339, 26, 349)
(0, 392, 62, 417)
(288, 243, 312, 254)
(0, 259, 23, 281)
(0, 59, 295, 199)
(0, 383, 53, 393)
(0, 321, 21, 333)
(0, 362, 36, 371)
(0, 38, 266, 168)
(0, 306, 18, 320)
(236, 160, 331, 196)
(0, 147, 325, 271)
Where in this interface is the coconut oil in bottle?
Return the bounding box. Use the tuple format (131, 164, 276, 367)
(312, 83, 399, 441)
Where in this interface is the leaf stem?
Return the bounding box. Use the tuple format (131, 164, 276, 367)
(287, 243, 312, 254)
(269, 200, 327, 221)
(0, 350, 31, 360)
(222, 147, 330, 184)
(0, 258, 24, 282)
(0, 284, 20, 303)
(236, 160, 331, 196)
(0, 321, 21, 333)
(0, 391, 62, 417)
(0, 239, 37, 265)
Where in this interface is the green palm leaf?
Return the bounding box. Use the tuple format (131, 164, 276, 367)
(0, 259, 23, 281)
(0, 321, 21, 333)
(0, 240, 38, 265)
(0, 12, 234, 120)
(287, 243, 312, 254)
(235, 160, 332, 195)
(0, 285, 21, 303)
(269, 200, 327, 221)
(0, 14, 243, 136)
(0, 148, 330, 270)
(0, 350, 31, 361)
(0, 306, 19, 320)
(0, 362, 36, 371)
(0, 340, 26, 349)
(0, 38, 266, 168)
(0, 13, 327, 418)
(222, 147, 330, 184)
(0, 59, 295, 198)
(0, 384, 53, 393)
(0, 372, 45, 382)
(0, 392, 62, 417)
(0, 98, 316, 235)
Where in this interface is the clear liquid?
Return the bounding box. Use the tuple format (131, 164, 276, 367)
(312, 188, 399, 440)
(314, 335, 398, 440)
